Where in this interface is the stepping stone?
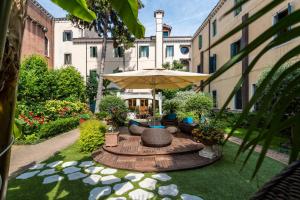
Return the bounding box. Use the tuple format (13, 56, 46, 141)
(128, 189, 154, 200)
(125, 173, 144, 182)
(101, 175, 121, 185)
(38, 169, 57, 176)
(88, 186, 111, 200)
(113, 182, 134, 195)
(16, 170, 40, 179)
(158, 184, 179, 196)
(181, 194, 203, 200)
(68, 172, 87, 181)
(152, 173, 172, 181)
(101, 168, 117, 175)
(107, 197, 126, 200)
(85, 166, 104, 174)
(47, 161, 63, 168)
(162, 198, 172, 200)
(43, 175, 64, 184)
(139, 178, 157, 191)
(79, 161, 94, 168)
(61, 161, 78, 168)
(63, 166, 81, 174)
(83, 175, 102, 185)
(29, 163, 45, 170)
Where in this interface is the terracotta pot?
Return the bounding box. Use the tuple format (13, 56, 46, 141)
(105, 132, 119, 147)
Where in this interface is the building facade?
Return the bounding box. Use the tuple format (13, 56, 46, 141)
(191, 0, 299, 110)
(54, 10, 192, 114)
(21, 0, 54, 68)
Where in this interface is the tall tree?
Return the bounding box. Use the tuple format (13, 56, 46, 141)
(69, 0, 143, 113)
(0, 0, 144, 198)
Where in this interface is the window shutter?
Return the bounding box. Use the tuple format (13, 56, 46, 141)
(288, 3, 292, 14)
(70, 31, 73, 41)
(139, 47, 141, 58)
(146, 47, 149, 57)
(230, 43, 235, 58)
(198, 35, 202, 49)
(209, 56, 213, 73)
(213, 54, 217, 72)
(171, 46, 174, 57)
(63, 32, 66, 41)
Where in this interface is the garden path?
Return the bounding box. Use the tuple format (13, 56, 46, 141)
(227, 135, 289, 164)
(9, 129, 80, 177)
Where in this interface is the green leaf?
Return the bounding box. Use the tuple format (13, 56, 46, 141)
(13, 118, 24, 138)
(110, 0, 145, 38)
(51, 0, 96, 22)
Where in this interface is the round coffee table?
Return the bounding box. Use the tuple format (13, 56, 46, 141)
(141, 128, 173, 147)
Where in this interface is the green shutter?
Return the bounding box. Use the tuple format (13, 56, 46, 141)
(139, 47, 141, 58)
(146, 46, 149, 57)
(198, 35, 202, 49)
(90, 47, 93, 57)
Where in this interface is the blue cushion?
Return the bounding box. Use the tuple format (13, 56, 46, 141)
(183, 117, 193, 124)
(150, 125, 166, 129)
(166, 113, 177, 120)
(129, 120, 140, 126)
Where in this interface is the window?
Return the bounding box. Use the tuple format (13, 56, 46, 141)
(64, 53, 72, 65)
(114, 47, 124, 57)
(197, 64, 203, 73)
(212, 20, 217, 36)
(198, 35, 203, 49)
(235, 88, 243, 109)
(139, 46, 149, 58)
(90, 46, 97, 58)
(44, 36, 49, 56)
(231, 40, 241, 58)
(212, 90, 217, 108)
(63, 30, 72, 41)
(274, 3, 292, 37)
(180, 47, 189, 54)
(209, 54, 217, 73)
(166, 45, 174, 57)
(234, 0, 242, 16)
(163, 31, 169, 37)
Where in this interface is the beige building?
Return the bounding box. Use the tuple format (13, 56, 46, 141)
(54, 10, 192, 114)
(191, 0, 299, 110)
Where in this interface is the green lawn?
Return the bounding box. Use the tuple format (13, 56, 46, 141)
(8, 142, 286, 200)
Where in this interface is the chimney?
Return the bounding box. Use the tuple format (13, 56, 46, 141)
(154, 10, 164, 68)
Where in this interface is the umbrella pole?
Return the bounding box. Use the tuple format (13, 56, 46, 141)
(152, 88, 156, 125)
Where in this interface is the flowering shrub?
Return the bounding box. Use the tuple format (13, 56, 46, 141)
(17, 112, 46, 135)
(44, 100, 88, 120)
(192, 121, 224, 145)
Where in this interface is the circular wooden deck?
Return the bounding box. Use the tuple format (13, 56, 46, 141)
(93, 132, 221, 172)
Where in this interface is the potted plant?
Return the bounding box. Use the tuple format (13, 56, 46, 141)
(192, 120, 224, 159)
(79, 113, 90, 124)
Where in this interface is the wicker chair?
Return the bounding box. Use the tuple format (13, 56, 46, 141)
(251, 160, 300, 200)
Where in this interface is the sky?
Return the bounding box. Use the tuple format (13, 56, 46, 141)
(37, 0, 219, 36)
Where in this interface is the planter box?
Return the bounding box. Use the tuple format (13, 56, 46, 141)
(199, 145, 222, 159)
(105, 132, 119, 147)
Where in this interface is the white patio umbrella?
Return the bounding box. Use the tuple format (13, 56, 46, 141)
(104, 68, 210, 121)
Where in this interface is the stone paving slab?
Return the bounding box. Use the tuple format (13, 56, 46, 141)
(9, 129, 80, 177)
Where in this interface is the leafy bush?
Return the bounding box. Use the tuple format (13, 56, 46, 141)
(185, 93, 213, 116)
(79, 120, 106, 152)
(163, 99, 180, 114)
(192, 121, 224, 145)
(96, 111, 109, 120)
(99, 95, 128, 127)
(44, 100, 87, 120)
(177, 111, 199, 122)
(38, 117, 79, 138)
(56, 66, 86, 101)
(18, 55, 51, 103)
(23, 134, 40, 144)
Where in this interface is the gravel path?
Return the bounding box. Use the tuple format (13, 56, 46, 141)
(9, 129, 80, 177)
